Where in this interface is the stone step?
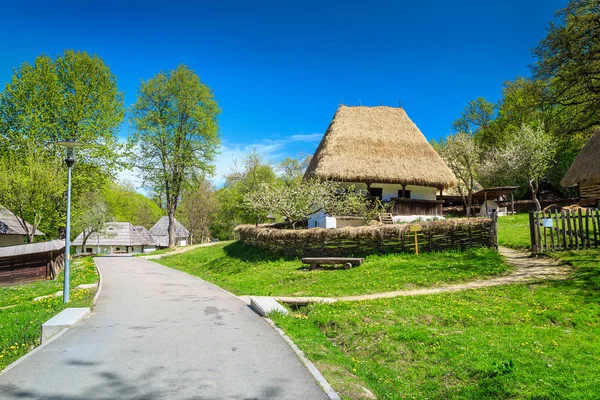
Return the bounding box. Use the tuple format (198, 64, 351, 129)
(41, 308, 90, 343)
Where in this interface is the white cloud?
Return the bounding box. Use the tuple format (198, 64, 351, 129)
(289, 133, 323, 142)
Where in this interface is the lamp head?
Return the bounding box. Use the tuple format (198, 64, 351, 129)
(56, 140, 83, 168)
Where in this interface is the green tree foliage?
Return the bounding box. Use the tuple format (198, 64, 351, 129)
(102, 183, 163, 229)
(178, 177, 219, 244)
(278, 154, 311, 185)
(130, 65, 220, 247)
(451, 98, 499, 149)
(438, 133, 481, 217)
(0, 50, 125, 177)
(533, 0, 600, 136)
(71, 188, 111, 250)
(0, 150, 64, 242)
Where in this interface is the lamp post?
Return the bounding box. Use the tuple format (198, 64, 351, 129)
(57, 140, 82, 303)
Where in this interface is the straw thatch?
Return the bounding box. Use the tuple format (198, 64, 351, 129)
(149, 216, 190, 247)
(304, 105, 457, 189)
(562, 129, 600, 187)
(72, 222, 157, 247)
(0, 207, 44, 236)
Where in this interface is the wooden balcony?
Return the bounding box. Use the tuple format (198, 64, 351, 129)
(389, 197, 444, 216)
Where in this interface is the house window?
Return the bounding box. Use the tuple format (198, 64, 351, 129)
(86, 248, 92, 253)
(369, 188, 383, 200)
(397, 190, 411, 199)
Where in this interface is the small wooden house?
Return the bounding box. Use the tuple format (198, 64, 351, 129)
(149, 216, 190, 248)
(0, 207, 44, 247)
(561, 129, 600, 207)
(72, 222, 157, 255)
(304, 105, 457, 225)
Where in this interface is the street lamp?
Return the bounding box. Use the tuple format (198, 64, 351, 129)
(57, 139, 82, 303)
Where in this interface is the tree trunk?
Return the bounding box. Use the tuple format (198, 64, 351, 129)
(168, 209, 176, 249)
(529, 180, 541, 211)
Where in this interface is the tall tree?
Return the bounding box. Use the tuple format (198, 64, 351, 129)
(130, 65, 220, 247)
(438, 133, 481, 217)
(451, 97, 499, 149)
(178, 177, 219, 244)
(278, 154, 311, 185)
(0, 149, 64, 242)
(72, 188, 111, 252)
(533, 0, 600, 136)
(0, 50, 125, 177)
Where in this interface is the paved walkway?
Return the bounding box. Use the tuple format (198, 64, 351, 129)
(141, 242, 223, 260)
(0, 257, 328, 400)
(267, 246, 572, 304)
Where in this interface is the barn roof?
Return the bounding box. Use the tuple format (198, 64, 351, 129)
(72, 222, 157, 247)
(304, 105, 457, 189)
(0, 207, 44, 236)
(149, 217, 190, 247)
(561, 129, 600, 187)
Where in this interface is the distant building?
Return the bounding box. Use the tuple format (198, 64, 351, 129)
(562, 129, 600, 207)
(149, 216, 190, 248)
(0, 207, 44, 247)
(72, 222, 157, 255)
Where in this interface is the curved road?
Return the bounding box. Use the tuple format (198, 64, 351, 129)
(0, 256, 328, 400)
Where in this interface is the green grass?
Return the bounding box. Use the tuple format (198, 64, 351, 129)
(498, 213, 531, 250)
(0, 257, 99, 370)
(158, 241, 511, 297)
(271, 249, 600, 399)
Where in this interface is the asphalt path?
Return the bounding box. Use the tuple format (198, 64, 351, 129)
(0, 256, 328, 400)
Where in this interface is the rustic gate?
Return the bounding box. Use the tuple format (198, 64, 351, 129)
(529, 208, 600, 255)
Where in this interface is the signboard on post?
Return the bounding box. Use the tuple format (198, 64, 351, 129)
(410, 225, 421, 255)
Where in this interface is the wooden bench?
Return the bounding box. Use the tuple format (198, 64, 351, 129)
(301, 257, 364, 270)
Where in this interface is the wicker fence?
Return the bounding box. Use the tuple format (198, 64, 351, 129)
(235, 216, 498, 258)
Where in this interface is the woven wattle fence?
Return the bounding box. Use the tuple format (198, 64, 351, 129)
(235, 217, 498, 258)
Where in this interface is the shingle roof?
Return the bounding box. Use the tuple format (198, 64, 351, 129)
(0, 207, 44, 236)
(149, 216, 189, 247)
(72, 222, 157, 246)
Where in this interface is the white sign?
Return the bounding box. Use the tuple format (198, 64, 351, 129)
(541, 218, 554, 228)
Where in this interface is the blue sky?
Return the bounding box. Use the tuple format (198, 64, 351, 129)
(0, 0, 566, 187)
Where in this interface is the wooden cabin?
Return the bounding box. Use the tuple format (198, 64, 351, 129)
(304, 105, 457, 226)
(72, 222, 157, 254)
(149, 216, 190, 248)
(561, 129, 600, 207)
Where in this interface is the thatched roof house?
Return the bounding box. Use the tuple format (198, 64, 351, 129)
(305, 105, 456, 220)
(0, 207, 44, 247)
(305, 105, 457, 189)
(72, 222, 157, 254)
(149, 216, 190, 247)
(561, 129, 600, 205)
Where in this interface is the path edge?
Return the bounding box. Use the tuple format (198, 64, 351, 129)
(265, 318, 342, 400)
(0, 257, 104, 378)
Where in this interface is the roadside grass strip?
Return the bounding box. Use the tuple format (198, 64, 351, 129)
(0, 257, 98, 370)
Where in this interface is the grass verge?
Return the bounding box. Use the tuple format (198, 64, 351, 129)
(0, 257, 99, 370)
(271, 249, 600, 399)
(158, 241, 511, 297)
(498, 213, 531, 250)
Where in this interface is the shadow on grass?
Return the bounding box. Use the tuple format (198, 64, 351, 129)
(222, 241, 295, 263)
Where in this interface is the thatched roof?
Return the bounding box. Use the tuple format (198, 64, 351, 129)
(149, 217, 189, 247)
(72, 222, 157, 247)
(562, 129, 600, 187)
(304, 105, 457, 189)
(0, 207, 44, 236)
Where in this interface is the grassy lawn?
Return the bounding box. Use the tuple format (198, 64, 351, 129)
(271, 249, 600, 399)
(132, 247, 175, 257)
(498, 213, 531, 250)
(0, 257, 99, 370)
(158, 241, 511, 297)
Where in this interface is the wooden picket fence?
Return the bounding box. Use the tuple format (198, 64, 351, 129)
(529, 208, 600, 255)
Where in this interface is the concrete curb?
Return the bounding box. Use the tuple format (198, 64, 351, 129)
(265, 318, 342, 400)
(148, 258, 340, 399)
(0, 257, 103, 377)
(92, 257, 104, 307)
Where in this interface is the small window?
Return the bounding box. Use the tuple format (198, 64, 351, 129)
(369, 188, 383, 200)
(86, 248, 92, 253)
(397, 190, 411, 199)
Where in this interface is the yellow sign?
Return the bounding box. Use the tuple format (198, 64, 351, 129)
(409, 225, 421, 232)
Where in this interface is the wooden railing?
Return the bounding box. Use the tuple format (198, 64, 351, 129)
(390, 198, 444, 216)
